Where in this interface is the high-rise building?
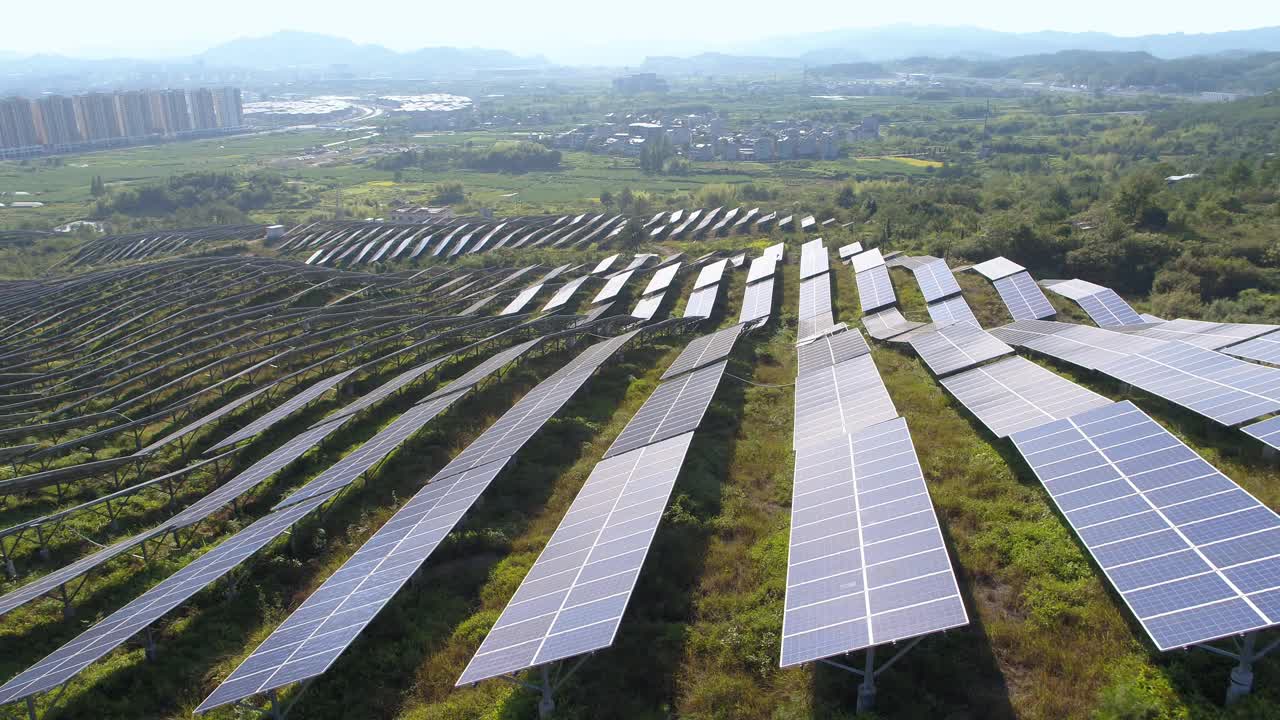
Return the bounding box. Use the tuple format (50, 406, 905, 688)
(36, 95, 82, 145)
(159, 89, 192, 133)
(189, 88, 218, 130)
(114, 90, 157, 138)
(0, 97, 40, 150)
(212, 87, 243, 128)
(74, 93, 125, 141)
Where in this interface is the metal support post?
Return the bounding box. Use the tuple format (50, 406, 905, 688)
(1227, 632, 1257, 705)
(856, 645, 876, 714)
(144, 627, 158, 662)
(25, 696, 35, 720)
(538, 665, 555, 718)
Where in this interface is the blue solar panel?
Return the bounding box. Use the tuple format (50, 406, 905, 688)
(1242, 415, 1280, 451)
(1009, 401, 1280, 650)
(912, 259, 962, 303)
(856, 266, 896, 314)
(926, 295, 977, 325)
(993, 272, 1055, 321)
(1224, 331, 1280, 367)
(781, 417, 967, 666)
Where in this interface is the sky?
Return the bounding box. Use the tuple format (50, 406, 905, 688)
(1, 0, 1277, 63)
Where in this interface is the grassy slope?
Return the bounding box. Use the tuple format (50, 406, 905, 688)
(1, 245, 1279, 719)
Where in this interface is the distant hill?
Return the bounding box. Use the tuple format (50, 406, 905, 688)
(735, 24, 1280, 63)
(641, 53, 804, 75)
(196, 31, 547, 70)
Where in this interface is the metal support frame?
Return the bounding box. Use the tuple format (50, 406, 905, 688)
(494, 656, 591, 719)
(1194, 631, 1280, 704)
(818, 636, 926, 714)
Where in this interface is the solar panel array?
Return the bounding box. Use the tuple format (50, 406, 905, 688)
(798, 274, 833, 323)
(785, 282, 966, 668)
(851, 248, 885, 274)
(0, 492, 333, 706)
(457, 432, 694, 684)
(632, 293, 664, 321)
(989, 319, 1163, 371)
(926, 295, 978, 325)
(862, 307, 924, 341)
(800, 239, 830, 280)
(500, 284, 543, 316)
(1045, 280, 1143, 327)
(838, 242, 863, 260)
(740, 277, 775, 324)
(643, 263, 681, 296)
(593, 270, 635, 304)
(1010, 401, 1280, 650)
(694, 259, 729, 290)
(1222, 332, 1280, 366)
(684, 286, 718, 319)
(970, 257, 1025, 281)
(905, 322, 1014, 377)
(1094, 341, 1280, 426)
(1117, 319, 1278, 351)
(456, 324, 739, 685)
(542, 275, 591, 312)
(198, 330, 645, 711)
(208, 369, 355, 450)
(855, 265, 896, 314)
(661, 324, 744, 380)
(993, 272, 1056, 321)
(940, 356, 1113, 437)
(911, 258, 963, 303)
(605, 360, 728, 458)
(1242, 415, 1280, 450)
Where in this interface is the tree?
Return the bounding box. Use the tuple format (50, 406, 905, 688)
(619, 187, 634, 211)
(90, 176, 106, 197)
(599, 189, 614, 207)
(433, 181, 465, 205)
(836, 185, 856, 209)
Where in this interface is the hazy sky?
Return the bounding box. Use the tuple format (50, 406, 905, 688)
(1, 0, 1276, 62)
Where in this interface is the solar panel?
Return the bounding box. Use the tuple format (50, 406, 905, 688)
(593, 270, 634, 305)
(862, 307, 924, 341)
(167, 418, 349, 530)
(461, 294, 498, 316)
(1044, 278, 1107, 300)
(838, 242, 863, 260)
(542, 276, 591, 312)
(781, 417, 967, 666)
(855, 265, 896, 314)
(207, 369, 355, 451)
(1077, 289, 1145, 327)
(662, 325, 743, 381)
(434, 332, 640, 482)
(1242, 416, 1280, 450)
(323, 357, 449, 424)
(622, 254, 657, 272)
(971, 257, 1025, 281)
(800, 240, 830, 280)
(746, 256, 777, 284)
(196, 458, 510, 713)
(763, 243, 785, 262)
(632, 293, 664, 321)
(643, 264, 681, 296)
(0, 492, 332, 706)
(501, 285, 543, 316)
(605, 360, 726, 458)
(694, 259, 728, 290)
(989, 319, 1162, 371)
(138, 385, 271, 454)
(926, 295, 978, 325)
(1009, 401, 1280, 650)
(907, 322, 1014, 376)
(592, 254, 620, 275)
(798, 314, 837, 343)
(799, 275, 833, 321)
(274, 392, 465, 510)
(912, 259, 962, 303)
(851, 248, 885, 274)
(993, 272, 1056, 321)
(1121, 319, 1278, 350)
(683, 286, 718, 319)
(456, 431, 695, 685)
(740, 278, 775, 324)
(1094, 341, 1280, 426)
(1222, 331, 1280, 367)
(940, 356, 1113, 437)
(424, 338, 542, 401)
(794, 355, 897, 449)
(797, 328, 871, 376)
